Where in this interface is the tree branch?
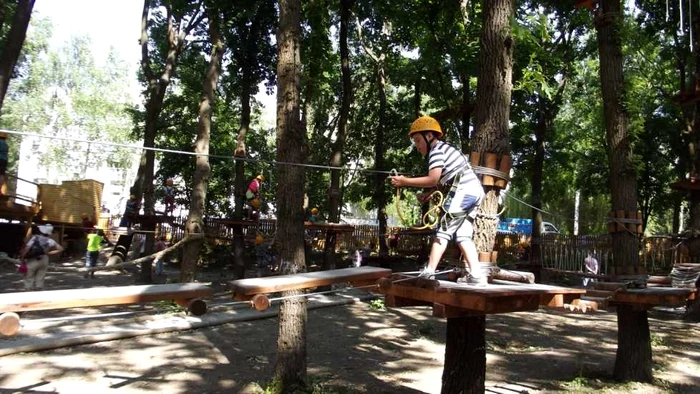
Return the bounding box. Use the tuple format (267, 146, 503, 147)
(85, 233, 204, 272)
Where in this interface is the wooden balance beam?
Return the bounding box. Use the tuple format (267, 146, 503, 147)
(229, 266, 392, 311)
(0, 283, 213, 337)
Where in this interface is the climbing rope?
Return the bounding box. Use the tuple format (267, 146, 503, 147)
(391, 169, 445, 230)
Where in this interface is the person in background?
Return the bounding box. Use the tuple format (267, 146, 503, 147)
(245, 174, 264, 219)
(309, 207, 320, 223)
(153, 236, 167, 275)
(163, 179, 176, 216)
(0, 132, 8, 195)
(119, 194, 140, 227)
(20, 224, 63, 290)
(81, 213, 95, 233)
(389, 116, 486, 285)
(583, 251, 599, 287)
(84, 229, 111, 278)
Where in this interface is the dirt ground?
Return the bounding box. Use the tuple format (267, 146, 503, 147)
(0, 252, 699, 394)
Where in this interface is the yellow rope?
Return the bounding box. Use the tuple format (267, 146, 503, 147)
(394, 187, 444, 230)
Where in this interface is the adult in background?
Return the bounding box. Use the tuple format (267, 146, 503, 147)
(119, 194, 140, 227)
(163, 179, 176, 215)
(19, 224, 63, 290)
(0, 132, 8, 195)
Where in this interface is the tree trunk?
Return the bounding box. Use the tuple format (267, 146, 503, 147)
(180, 5, 223, 283)
(133, 1, 197, 281)
(595, 0, 646, 382)
(0, 0, 35, 114)
(530, 98, 546, 266)
(273, 0, 307, 390)
(322, 0, 353, 273)
(614, 305, 653, 382)
(375, 62, 388, 256)
(447, 0, 514, 392)
(441, 316, 486, 394)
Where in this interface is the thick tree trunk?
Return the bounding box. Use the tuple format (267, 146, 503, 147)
(0, 0, 35, 114)
(596, 0, 647, 382)
(441, 316, 486, 394)
(181, 6, 223, 283)
(471, 0, 514, 259)
(449, 0, 514, 392)
(273, 0, 308, 390)
(614, 305, 653, 382)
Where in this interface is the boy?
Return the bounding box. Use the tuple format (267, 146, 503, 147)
(85, 229, 111, 278)
(389, 115, 487, 285)
(245, 174, 264, 219)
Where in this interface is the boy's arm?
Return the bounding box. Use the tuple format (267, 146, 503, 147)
(390, 167, 442, 188)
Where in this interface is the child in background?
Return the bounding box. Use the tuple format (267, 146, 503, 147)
(154, 237, 167, 275)
(84, 229, 111, 278)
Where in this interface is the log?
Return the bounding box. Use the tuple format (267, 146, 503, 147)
(491, 268, 535, 284)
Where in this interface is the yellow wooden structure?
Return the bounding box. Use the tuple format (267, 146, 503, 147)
(37, 179, 103, 224)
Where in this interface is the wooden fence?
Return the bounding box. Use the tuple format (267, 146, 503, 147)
(160, 216, 680, 273)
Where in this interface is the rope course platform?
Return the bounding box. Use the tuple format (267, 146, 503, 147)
(229, 267, 584, 317)
(0, 196, 39, 220)
(378, 276, 585, 318)
(0, 283, 213, 337)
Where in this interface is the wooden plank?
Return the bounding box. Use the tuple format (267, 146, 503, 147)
(229, 267, 392, 295)
(0, 283, 212, 313)
(380, 281, 577, 315)
(446, 280, 585, 298)
(610, 288, 696, 307)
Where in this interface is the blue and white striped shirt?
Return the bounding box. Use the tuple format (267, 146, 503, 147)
(428, 140, 475, 185)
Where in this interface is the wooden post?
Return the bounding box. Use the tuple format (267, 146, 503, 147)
(616, 210, 625, 232)
(636, 211, 643, 234)
(495, 155, 511, 188)
(614, 304, 653, 382)
(626, 211, 636, 233)
(482, 153, 498, 186)
(442, 316, 486, 393)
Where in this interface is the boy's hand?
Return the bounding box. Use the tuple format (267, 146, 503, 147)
(389, 175, 406, 187)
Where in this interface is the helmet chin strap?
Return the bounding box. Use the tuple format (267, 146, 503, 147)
(421, 132, 433, 157)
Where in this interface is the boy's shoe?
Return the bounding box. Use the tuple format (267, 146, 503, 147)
(457, 273, 488, 286)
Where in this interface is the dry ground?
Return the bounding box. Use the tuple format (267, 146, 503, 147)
(0, 255, 699, 393)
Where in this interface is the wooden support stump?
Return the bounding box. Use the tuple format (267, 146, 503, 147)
(614, 304, 653, 382)
(442, 316, 486, 393)
(175, 298, 208, 316)
(251, 294, 271, 311)
(0, 312, 21, 336)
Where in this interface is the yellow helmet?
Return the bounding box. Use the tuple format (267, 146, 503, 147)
(409, 116, 443, 138)
(255, 235, 264, 245)
(251, 198, 261, 209)
(256, 174, 265, 182)
(311, 208, 319, 215)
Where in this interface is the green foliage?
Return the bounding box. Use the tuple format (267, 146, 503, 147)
(368, 298, 385, 310)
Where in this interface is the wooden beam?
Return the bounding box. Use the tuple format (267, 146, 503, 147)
(0, 283, 212, 313)
(229, 267, 392, 296)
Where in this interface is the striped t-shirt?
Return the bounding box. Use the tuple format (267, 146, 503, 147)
(428, 140, 474, 184)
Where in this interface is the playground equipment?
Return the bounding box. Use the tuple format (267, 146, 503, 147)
(229, 266, 584, 390)
(0, 282, 212, 337)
